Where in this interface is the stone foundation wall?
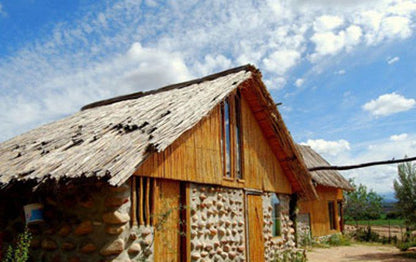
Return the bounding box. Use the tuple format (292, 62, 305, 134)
(297, 213, 312, 246)
(0, 181, 154, 262)
(189, 183, 246, 262)
(262, 193, 296, 262)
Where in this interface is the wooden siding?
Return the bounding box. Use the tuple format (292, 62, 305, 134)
(135, 92, 292, 194)
(298, 186, 343, 237)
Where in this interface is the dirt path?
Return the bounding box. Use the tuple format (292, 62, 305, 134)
(307, 244, 416, 262)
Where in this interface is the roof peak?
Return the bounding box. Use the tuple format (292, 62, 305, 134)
(81, 64, 257, 111)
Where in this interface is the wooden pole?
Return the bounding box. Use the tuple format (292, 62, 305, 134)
(309, 156, 416, 171)
(131, 177, 138, 227)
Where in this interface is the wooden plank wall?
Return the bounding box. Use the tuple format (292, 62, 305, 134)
(135, 91, 292, 194)
(298, 185, 343, 236)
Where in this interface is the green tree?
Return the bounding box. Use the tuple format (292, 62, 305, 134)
(344, 179, 383, 222)
(394, 161, 416, 227)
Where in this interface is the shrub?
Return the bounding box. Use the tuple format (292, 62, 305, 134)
(2, 228, 32, 262)
(353, 227, 380, 242)
(397, 241, 416, 251)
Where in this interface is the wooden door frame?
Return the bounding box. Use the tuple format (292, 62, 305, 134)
(244, 190, 263, 262)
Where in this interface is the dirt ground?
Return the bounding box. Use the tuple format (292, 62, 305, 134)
(307, 244, 416, 262)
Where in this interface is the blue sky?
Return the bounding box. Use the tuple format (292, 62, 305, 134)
(1, 0, 416, 196)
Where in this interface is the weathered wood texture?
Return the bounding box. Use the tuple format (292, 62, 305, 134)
(247, 194, 265, 262)
(153, 179, 181, 262)
(298, 185, 343, 237)
(0, 68, 252, 188)
(297, 145, 353, 191)
(135, 93, 292, 194)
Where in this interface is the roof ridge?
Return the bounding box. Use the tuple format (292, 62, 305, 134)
(81, 64, 257, 111)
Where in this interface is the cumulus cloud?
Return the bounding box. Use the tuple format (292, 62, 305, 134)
(387, 56, 400, 64)
(263, 49, 301, 75)
(362, 92, 416, 117)
(390, 133, 408, 141)
(313, 15, 344, 32)
(1, 0, 416, 142)
(302, 138, 351, 156)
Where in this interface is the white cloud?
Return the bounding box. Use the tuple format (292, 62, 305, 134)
(263, 49, 301, 75)
(380, 16, 412, 40)
(335, 69, 346, 75)
(313, 15, 344, 32)
(390, 133, 408, 141)
(362, 92, 416, 117)
(387, 56, 400, 64)
(302, 139, 350, 156)
(295, 78, 304, 87)
(0, 2, 6, 17)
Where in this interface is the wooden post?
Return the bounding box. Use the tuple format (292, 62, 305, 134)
(145, 178, 151, 226)
(131, 177, 138, 227)
(139, 176, 144, 225)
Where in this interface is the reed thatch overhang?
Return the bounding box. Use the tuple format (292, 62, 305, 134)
(0, 65, 317, 199)
(297, 145, 353, 191)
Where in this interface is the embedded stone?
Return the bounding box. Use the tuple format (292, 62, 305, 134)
(205, 244, 213, 251)
(237, 245, 245, 252)
(223, 245, 231, 252)
(100, 239, 124, 256)
(103, 211, 130, 224)
(216, 248, 223, 254)
(58, 224, 72, 237)
(74, 221, 93, 235)
(106, 225, 126, 235)
(199, 193, 207, 201)
(105, 197, 129, 207)
(80, 243, 97, 253)
(41, 239, 58, 251)
(142, 235, 152, 246)
(61, 241, 76, 251)
(221, 252, 228, 259)
(209, 228, 218, 236)
(192, 214, 198, 222)
(217, 202, 224, 209)
(229, 252, 237, 259)
(201, 251, 208, 257)
(128, 243, 142, 254)
(191, 253, 201, 260)
(141, 227, 152, 236)
(129, 231, 138, 240)
(218, 228, 226, 236)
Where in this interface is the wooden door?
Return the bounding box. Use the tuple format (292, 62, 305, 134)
(153, 179, 181, 262)
(247, 194, 265, 262)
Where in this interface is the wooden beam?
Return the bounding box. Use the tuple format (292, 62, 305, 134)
(309, 156, 416, 171)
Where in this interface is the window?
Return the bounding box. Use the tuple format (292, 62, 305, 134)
(134, 177, 154, 226)
(220, 91, 244, 180)
(328, 201, 336, 230)
(271, 194, 281, 237)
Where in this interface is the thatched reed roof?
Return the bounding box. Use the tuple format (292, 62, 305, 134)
(297, 145, 353, 191)
(0, 65, 316, 199)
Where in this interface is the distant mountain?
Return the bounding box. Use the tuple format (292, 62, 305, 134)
(381, 192, 396, 203)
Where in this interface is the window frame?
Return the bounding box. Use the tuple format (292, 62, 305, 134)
(220, 90, 244, 181)
(271, 193, 282, 237)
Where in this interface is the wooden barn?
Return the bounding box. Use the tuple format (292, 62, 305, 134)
(0, 65, 317, 262)
(297, 145, 353, 239)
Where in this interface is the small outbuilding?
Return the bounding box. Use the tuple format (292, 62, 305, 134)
(297, 145, 353, 239)
(0, 65, 317, 262)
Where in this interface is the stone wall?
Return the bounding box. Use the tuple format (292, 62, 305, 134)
(0, 181, 154, 262)
(189, 183, 246, 262)
(297, 213, 312, 246)
(262, 193, 296, 262)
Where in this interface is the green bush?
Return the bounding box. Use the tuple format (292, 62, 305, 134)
(328, 234, 351, 246)
(353, 227, 380, 242)
(2, 228, 32, 262)
(397, 241, 416, 251)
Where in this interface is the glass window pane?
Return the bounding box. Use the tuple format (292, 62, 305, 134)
(271, 194, 281, 237)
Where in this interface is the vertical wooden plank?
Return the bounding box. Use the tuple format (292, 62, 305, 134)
(131, 177, 138, 227)
(247, 194, 265, 262)
(145, 178, 150, 226)
(154, 179, 181, 262)
(139, 176, 144, 226)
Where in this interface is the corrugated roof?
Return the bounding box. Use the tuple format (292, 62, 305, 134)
(297, 145, 353, 191)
